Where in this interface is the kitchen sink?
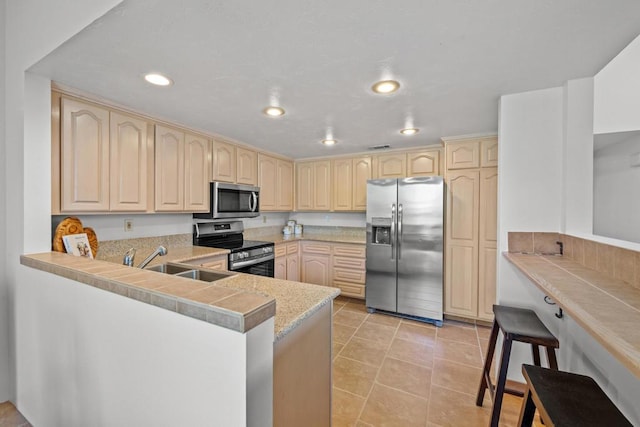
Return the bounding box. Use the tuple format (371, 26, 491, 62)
(146, 262, 234, 282)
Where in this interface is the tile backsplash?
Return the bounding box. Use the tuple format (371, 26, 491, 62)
(509, 231, 640, 289)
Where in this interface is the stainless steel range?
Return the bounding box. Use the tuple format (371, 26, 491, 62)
(193, 221, 274, 277)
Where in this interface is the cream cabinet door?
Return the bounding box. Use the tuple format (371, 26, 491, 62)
(480, 138, 499, 167)
(352, 157, 371, 211)
(296, 162, 314, 210)
(301, 253, 331, 286)
(258, 154, 278, 210)
(275, 255, 287, 280)
(155, 125, 185, 211)
(109, 112, 149, 211)
(407, 150, 440, 176)
(276, 159, 294, 210)
(478, 167, 498, 320)
(61, 98, 110, 211)
(446, 141, 480, 170)
(287, 253, 299, 281)
(313, 161, 331, 210)
(212, 140, 236, 182)
(184, 133, 210, 212)
(445, 170, 480, 317)
(332, 158, 352, 211)
(375, 154, 406, 178)
(236, 147, 257, 185)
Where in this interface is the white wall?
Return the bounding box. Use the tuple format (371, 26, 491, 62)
(0, 0, 8, 403)
(2, 0, 133, 403)
(16, 266, 273, 426)
(594, 34, 640, 134)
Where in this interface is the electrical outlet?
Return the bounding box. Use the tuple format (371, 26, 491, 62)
(263, 215, 267, 223)
(124, 219, 133, 232)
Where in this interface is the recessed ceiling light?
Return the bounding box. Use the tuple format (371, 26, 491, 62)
(322, 139, 337, 146)
(400, 128, 419, 136)
(263, 106, 285, 117)
(144, 73, 173, 86)
(372, 80, 400, 94)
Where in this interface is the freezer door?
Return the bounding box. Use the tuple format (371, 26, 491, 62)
(365, 179, 397, 312)
(397, 177, 444, 320)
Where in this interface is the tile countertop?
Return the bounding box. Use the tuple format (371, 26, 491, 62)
(21, 251, 339, 342)
(100, 245, 230, 267)
(504, 252, 640, 379)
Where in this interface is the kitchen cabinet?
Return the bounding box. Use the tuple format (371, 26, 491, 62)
(444, 136, 498, 321)
(60, 97, 110, 211)
(481, 138, 499, 167)
(212, 139, 236, 183)
(332, 156, 371, 211)
(109, 112, 150, 211)
(184, 133, 210, 212)
(300, 242, 331, 286)
(446, 140, 480, 170)
(374, 153, 406, 178)
(154, 125, 185, 211)
(183, 254, 228, 271)
(295, 160, 331, 211)
(407, 150, 440, 176)
(236, 147, 257, 185)
(332, 243, 366, 299)
(275, 242, 299, 281)
(258, 154, 294, 211)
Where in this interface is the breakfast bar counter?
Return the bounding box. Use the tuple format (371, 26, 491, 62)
(504, 252, 640, 379)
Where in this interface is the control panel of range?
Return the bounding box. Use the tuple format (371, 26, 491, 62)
(229, 245, 274, 263)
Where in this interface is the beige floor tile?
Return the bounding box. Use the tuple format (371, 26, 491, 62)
(334, 309, 368, 328)
(342, 301, 370, 314)
(334, 323, 357, 344)
(367, 312, 402, 327)
(333, 342, 345, 360)
(332, 388, 366, 427)
(360, 383, 428, 427)
(437, 323, 479, 345)
(476, 325, 492, 340)
(431, 358, 482, 395)
(376, 357, 432, 398)
(434, 337, 483, 367)
(396, 323, 437, 346)
(355, 421, 374, 427)
(333, 356, 378, 397)
(386, 337, 434, 367)
(354, 321, 397, 346)
(0, 401, 31, 427)
(340, 336, 389, 367)
(427, 385, 489, 427)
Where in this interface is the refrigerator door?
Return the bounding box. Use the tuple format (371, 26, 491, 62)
(397, 177, 444, 320)
(366, 179, 398, 312)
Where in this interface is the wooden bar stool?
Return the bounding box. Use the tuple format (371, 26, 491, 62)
(518, 364, 632, 426)
(476, 305, 559, 427)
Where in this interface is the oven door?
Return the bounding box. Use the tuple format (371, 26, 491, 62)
(231, 259, 274, 277)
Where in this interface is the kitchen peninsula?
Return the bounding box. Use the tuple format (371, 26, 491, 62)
(19, 246, 339, 426)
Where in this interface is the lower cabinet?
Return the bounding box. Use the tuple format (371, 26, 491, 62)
(275, 242, 300, 281)
(300, 241, 366, 299)
(182, 254, 228, 271)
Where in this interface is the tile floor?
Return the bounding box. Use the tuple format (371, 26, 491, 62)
(0, 402, 30, 427)
(332, 296, 542, 427)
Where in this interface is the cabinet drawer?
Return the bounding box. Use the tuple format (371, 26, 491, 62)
(334, 281, 365, 299)
(301, 242, 331, 255)
(202, 259, 227, 270)
(275, 244, 287, 257)
(332, 244, 365, 258)
(286, 242, 298, 255)
(333, 256, 366, 270)
(333, 268, 366, 284)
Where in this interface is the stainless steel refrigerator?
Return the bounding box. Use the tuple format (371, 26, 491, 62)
(365, 177, 444, 326)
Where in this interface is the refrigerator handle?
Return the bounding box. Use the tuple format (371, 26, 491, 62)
(390, 203, 396, 260)
(398, 203, 403, 260)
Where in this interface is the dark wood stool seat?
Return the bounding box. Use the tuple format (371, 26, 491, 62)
(477, 305, 559, 427)
(518, 364, 632, 426)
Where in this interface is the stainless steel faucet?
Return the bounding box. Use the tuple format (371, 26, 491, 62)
(136, 246, 168, 269)
(123, 248, 136, 266)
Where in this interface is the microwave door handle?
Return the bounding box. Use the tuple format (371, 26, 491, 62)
(250, 192, 258, 212)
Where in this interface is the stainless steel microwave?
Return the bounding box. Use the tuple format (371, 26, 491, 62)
(193, 182, 260, 219)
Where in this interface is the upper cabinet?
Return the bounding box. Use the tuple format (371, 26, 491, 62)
(296, 160, 331, 211)
(374, 153, 406, 178)
(372, 149, 441, 179)
(184, 133, 211, 212)
(109, 112, 150, 211)
(446, 140, 480, 170)
(480, 138, 498, 167)
(236, 147, 257, 185)
(258, 154, 293, 211)
(60, 97, 110, 212)
(155, 125, 185, 211)
(212, 139, 236, 183)
(332, 156, 371, 211)
(407, 150, 440, 176)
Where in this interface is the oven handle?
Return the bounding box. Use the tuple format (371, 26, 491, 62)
(229, 254, 274, 269)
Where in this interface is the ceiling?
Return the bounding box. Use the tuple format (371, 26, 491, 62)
(30, 0, 640, 159)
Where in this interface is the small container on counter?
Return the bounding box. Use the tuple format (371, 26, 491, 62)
(283, 226, 293, 235)
(287, 220, 297, 228)
(294, 224, 303, 235)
